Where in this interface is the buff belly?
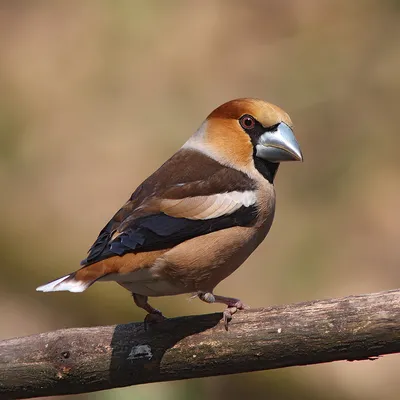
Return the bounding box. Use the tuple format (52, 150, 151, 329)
(106, 222, 273, 297)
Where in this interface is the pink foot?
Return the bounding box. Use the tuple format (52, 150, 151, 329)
(197, 292, 249, 330)
(222, 300, 249, 330)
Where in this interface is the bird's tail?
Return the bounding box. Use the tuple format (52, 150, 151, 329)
(36, 273, 92, 293)
(36, 259, 116, 293)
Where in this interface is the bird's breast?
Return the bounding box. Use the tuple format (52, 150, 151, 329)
(115, 181, 276, 297)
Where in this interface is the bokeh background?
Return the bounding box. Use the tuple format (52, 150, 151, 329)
(1, 1, 400, 399)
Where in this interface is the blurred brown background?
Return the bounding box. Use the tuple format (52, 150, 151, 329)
(1, 1, 400, 399)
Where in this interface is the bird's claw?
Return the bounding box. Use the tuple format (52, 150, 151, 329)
(143, 309, 166, 330)
(223, 300, 249, 330)
(233, 300, 249, 310)
(197, 292, 248, 330)
(223, 306, 237, 330)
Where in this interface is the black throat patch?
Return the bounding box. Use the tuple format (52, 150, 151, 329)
(253, 158, 279, 184)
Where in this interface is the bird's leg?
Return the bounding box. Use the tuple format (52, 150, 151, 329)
(198, 292, 249, 330)
(132, 293, 166, 328)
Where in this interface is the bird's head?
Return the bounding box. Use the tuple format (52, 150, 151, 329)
(186, 98, 303, 182)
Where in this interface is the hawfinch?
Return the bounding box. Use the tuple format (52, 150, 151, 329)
(37, 98, 303, 329)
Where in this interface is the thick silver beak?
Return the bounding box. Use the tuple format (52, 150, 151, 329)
(255, 122, 303, 162)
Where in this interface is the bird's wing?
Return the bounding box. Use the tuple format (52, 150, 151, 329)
(81, 149, 258, 266)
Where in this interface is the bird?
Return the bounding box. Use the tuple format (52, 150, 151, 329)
(36, 98, 303, 329)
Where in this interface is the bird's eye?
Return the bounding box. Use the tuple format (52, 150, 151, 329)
(239, 115, 256, 130)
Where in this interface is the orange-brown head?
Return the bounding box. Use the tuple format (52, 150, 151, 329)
(184, 98, 302, 181)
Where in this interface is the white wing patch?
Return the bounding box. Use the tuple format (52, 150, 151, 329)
(160, 190, 256, 220)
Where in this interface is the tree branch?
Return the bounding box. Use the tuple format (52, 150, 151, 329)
(1, 289, 400, 399)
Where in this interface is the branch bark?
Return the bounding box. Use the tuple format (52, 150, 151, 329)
(1, 289, 400, 399)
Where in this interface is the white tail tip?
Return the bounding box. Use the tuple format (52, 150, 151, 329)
(36, 274, 89, 293)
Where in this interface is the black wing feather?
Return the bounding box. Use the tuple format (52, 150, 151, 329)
(82, 205, 257, 265)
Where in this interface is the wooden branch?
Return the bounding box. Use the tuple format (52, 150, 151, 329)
(1, 289, 400, 399)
